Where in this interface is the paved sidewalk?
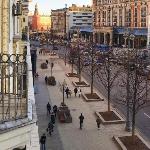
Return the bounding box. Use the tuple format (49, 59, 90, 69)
(35, 53, 130, 150)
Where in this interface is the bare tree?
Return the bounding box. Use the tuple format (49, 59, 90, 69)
(96, 51, 121, 111)
(84, 43, 100, 94)
(116, 52, 150, 142)
(68, 47, 77, 74)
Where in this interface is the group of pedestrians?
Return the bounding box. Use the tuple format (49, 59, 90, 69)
(40, 102, 58, 149)
(65, 87, 82, 98)
(78, 113, 101, 130)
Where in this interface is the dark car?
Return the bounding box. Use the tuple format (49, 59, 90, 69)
(53, 47, 58, 50)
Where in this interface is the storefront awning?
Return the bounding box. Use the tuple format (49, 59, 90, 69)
(113, 27, 148, 36)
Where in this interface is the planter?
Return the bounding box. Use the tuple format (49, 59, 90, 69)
(82, 93, 104, 102)
(95, 110, 125, 125)
(66, 73, 78, 78)
(57, 104, 72, 123)
(72, 81, 90, 87)
(47, 76, 56, 86)
(113, 135, 150, 150)
(41, 63, 48, 69)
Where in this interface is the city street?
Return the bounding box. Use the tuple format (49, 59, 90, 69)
(33, 41, 150, 141)
(34, 48, 140, 150)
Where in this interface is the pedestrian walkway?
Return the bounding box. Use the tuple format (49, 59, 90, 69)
(35, 53, 129, 150)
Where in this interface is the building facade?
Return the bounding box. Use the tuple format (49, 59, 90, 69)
(51, 8, 66, 37)
(51, 4, 93, 40)
(0, 0, 39, 149)
(93, 0, 150, 48)
(29, 4, 51, 32)
(67, 4, 93, 40)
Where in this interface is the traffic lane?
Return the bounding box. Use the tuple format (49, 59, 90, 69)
(136, 109, 150, 140)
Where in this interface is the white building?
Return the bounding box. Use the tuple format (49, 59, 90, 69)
(66, 4, 93, 40)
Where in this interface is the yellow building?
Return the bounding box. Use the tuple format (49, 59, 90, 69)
(0, 0, 39, 149)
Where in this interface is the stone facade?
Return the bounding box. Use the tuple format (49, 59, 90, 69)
(93, 0, 150, 48)
(0, 0, 39, 149)
(51, 8, 66, 37)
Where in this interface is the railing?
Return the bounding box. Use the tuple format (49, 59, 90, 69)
(0, 54, 28, 123)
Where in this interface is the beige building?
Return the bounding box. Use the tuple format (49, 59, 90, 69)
(93, 0, 150, 48)
(51, 8, 66, 37)
(0, 0, 39, 149)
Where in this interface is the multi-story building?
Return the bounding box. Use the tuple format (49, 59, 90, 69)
(93, 0, 150, 48)
(67, 4, 93, 40)
(51, 4, 93, 40)
(29, 4, 51, 32)
(0, 0, 39, 149)
(51, 8, 66, 37)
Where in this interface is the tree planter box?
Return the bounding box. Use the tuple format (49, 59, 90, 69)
(57, 105, 72, 123)
(113, 135, 150, 150)
(72, 81, 90, 87)
(66, 73, 78, 78)
(41, 63, 48, 69)
(82, 93, 104, 102)
(95, 110, 125, 125)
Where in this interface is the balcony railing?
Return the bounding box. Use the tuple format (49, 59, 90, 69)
(0, 54, 28, 123)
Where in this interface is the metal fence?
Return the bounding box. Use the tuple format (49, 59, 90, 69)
(0, 54, 28, 123)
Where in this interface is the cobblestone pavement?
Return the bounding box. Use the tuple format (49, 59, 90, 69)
(35, 53, 131, 150)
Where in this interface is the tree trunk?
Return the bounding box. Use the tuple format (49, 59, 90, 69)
(108, 85, 110, 111)
(71, 61, 74, 74)
(107, 55, 111, 112)
(91, 65, 94, 94)
(132, 108, 136, 144)
(79, 72, 81, 83)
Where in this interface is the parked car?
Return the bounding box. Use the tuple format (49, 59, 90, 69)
(53, 46, 58, 50)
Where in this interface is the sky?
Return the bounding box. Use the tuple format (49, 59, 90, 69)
(29, 0, 92, 14)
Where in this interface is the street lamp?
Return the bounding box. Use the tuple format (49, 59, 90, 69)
(62, 79, 67, 105)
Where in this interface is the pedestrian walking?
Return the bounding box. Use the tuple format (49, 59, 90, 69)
(96, 117, 101, 129)
(47, 102, 51, 115)
(45, 76, 48, 84)
(74, 87, 78, 97)
(79, 113, 84, 129)
(46, 59, 48, 64)
(78, 87, 82, 97)
(65, 87, 69, 98)
(51, 112, 55, 124)
(40, 133, 46, 150)
(53, 105, 57, 117)
(47, 121, 54, 136)
(68, 90, 72, 97)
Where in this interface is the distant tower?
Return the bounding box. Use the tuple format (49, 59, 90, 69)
(34, 3, 39, 16)
(32, 3, 40, 31)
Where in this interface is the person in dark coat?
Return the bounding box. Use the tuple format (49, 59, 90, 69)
(51, 112, 55, 124)
(96, 117, 101, 129)
(45, 76, 48, 84)
(40, 133, 46, 150)
(74, 87, 78, 97)
(47, 102, 51, 115)
(47, 121, 54, 136)
(79, 113, 84, 129)
(65, 87, 69, 98)
(53, 105, 57, 117)
(46, 59, 48, 64)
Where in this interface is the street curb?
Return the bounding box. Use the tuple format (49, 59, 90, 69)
(113, 134, 150, 150)
(82, 93, 104, 102)
(95, 110, 125, 125)
(72, 81, 90, 87)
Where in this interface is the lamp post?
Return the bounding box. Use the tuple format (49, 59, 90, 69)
(62, 79, 67, 105)
(123, 29, 135, 132)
